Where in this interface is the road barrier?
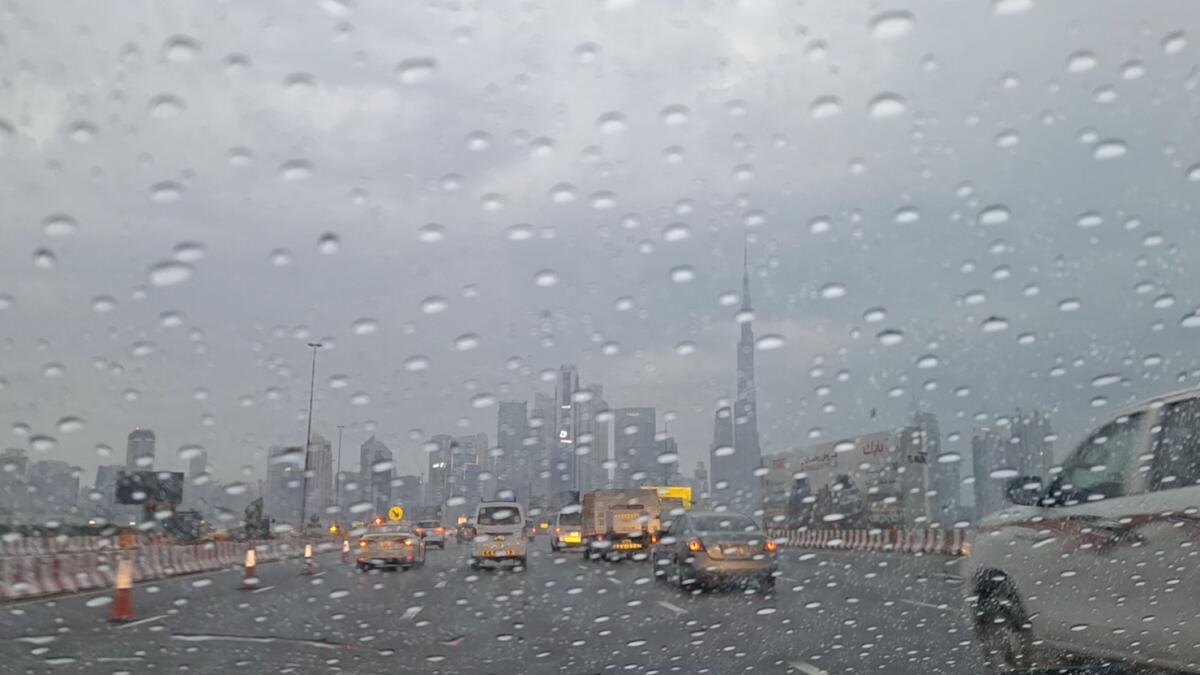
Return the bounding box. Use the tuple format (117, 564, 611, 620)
(0, 539, 300, 602)
(768, 528, 967, 556)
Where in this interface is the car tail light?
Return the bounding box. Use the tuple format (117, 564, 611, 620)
(358, 540, 367, 548)
(436, 527, 444, 534)
(555, 527, 561, 535)
(650, 533, 658, 544)
(764, 540, 777, 552)
(687, 539, 703, 552)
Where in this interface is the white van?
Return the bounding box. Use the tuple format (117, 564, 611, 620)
(965, 387, 1200, 673)
(469, 500, 528, 570)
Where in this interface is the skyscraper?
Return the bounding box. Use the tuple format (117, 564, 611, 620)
(531, 392, 556, 505)
(359, 435, 390, 508)
(548, 365, 581, 505)
(496, 401, 529, 499)
(266, 446, 304, 526)
(369, 442, 394, 518)
(427, 434, 453, 506)
(731, 249, 763, 511)
(307, 433, 334, 517)
(614, 407, 656, 488)
(913, 408, 956, 525)
(576, 385, 609, 493)
(126, 428, 155, 470)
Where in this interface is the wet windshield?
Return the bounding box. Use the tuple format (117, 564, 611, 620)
(2, 1, 1199, 673)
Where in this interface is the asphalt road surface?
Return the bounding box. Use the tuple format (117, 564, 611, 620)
(0, 540, 988, 674)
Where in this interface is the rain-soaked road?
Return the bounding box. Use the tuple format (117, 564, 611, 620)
(0, 541, 984, 674)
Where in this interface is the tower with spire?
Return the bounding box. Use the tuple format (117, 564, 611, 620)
(709, 244, 763, 513)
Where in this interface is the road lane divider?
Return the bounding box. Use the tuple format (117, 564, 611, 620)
(767, 528, 967, 556)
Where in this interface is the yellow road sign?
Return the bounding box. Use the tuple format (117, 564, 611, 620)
(388, 505, 404, 522)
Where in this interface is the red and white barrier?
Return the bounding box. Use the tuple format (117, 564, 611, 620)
(768, 528, 967, 557)
(0, 540, 301, 602)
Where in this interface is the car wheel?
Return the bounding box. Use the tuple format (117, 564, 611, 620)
(675, 560, 692, 590)
(517, 556, 527, 570)
(760, 575, 775, 593)
(975, 580, 1035, 673)
(469, 557, 479, 571)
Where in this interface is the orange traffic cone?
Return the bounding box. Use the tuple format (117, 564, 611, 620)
(300, 543, 315, 575)
(109, 557, 135, 622)
(341, 539, 350, 564)
(239, 547, 258, 590)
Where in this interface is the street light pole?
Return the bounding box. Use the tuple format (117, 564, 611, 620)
(335, 424, 344, 529)
(299, 342, 322, 535)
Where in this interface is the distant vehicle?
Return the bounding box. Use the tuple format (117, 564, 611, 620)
(640, 485, 693, 517)
(356, 529, 425, 571)
(524, 519, 537, 541)
(964, 388, 1200, 674)
(456, 522, 476, 543)
(581, 489, 662, 561)
(414, 520, 445, 549)
(651, 511, 776, 592)
(550, 505, 583, 552)
(470, 500, 527, 570)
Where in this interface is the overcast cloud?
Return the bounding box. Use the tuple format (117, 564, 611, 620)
(2, 0, 1200, 489)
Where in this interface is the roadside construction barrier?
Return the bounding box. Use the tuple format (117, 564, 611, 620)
(300, 543, 315, 575)
(109, 557, 134, 622)
(239, 547, 258, 590)
(767, 528, 967, 557)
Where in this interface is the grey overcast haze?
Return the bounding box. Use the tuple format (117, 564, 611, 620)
(3, 0, 1200, 491)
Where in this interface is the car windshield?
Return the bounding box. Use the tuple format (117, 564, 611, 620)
(477, 507, 521, 526)
(5, 2, 1199, 673)
(690, 515, 759, 533)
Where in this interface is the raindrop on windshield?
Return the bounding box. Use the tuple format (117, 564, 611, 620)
(352, 318, 379, 335)
(868, 93, 907, 118)
(148, 261, 193, 286)
(42, 214, 77, 237)
(869, 10, 915, 39)
(279, 159, 314, 181)
(755, 334, 786, 351)
(396, 57, 437, 84)
(317, 233, 340, 254)
(534, 269, 559, 287)
(669, 265, 696, 283)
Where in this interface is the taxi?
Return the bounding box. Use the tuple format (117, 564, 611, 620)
(356, 528, 425, 571)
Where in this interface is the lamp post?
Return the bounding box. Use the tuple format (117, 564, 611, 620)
(335, 424, 344, 530)
(299, 342, 322, 535)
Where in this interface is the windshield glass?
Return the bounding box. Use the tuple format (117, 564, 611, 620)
(477, 507, 521, 526)
(4, 2, 1199, 673)
(690, 514, 759, 533)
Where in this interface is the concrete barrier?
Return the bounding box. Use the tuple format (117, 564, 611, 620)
(768, 528, 967, 556)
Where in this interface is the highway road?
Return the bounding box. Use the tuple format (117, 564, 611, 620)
(0, 540, 989, 674)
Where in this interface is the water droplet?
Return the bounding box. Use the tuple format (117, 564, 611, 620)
(465, 130, 492, 151)
(808, 216, 832, 234)
(279, 159, 313, 181)
(269, 249, 292, 266)
(148, 93, 185, 118)
(819, 283, 847, 299)
(1122, 60, 1146, 80)
(1017, 332, 1037, 345)
(662, 223, 691, 242)
(317, 233, 340, 255)
(660, 104, 690, 126)
(57, 417, 85, 433)
(419, 296, 448, 315)
(454, 334, 481, 351)
(1144, 354, 1163, 366)
(601, 341, 620, 356)
(989, 468, 1019, 479)
(1066, 51, 1098, 73)
(417, 224, 447, 243)
(160, 311, 184, 328)
(978, 205, 1011, 225)
(964, 290, 987, 305)
(916, 354, 939, 369)
(1153, 294, 1176, 309)
(995, 129, 1020, 148)
(1162, 31, 1187, 54)
(669, 265, 696, 283)
(30, 436, 56, 452)
(877, 329, 905, 346)
(66, 121, 97, 143)
(148, 261, 193, 286)
(163, 35, 200, 63)
(981, 316, 1010, 333)
(1093, 140, 1127, 160)
(130, 341, 155, 357)
(150, 181, 184, 203)
(575, 42, 601, 64)
(549, 183, 577, 203)
(173, 242, 206, 262)
(403, 356, 430, 371)
(1076, 211, 1103, 228)
(32, 249, 56, 269)
(1057, 298, 1082, 312)
(894, 207, 920, 224)
(809, 96, 842, 119)
(1091, 373, 1121, 387)
(506, 224, 533, 241)
(228, 147, 253, 166)
(590, 192, 616, 210)
(863, 307, 886, 323)
(396, 57, 437, 84)
(674, 341, 696, 356)
(350, 392, 371, 406)
(352, 318, 379, 335)
(597, 112, 628, 134)
(1181, 312, 1200, 328)
(42, 214, 77, 237)
(91, 295, 117, 313)
(868, 93, 907, 119)
(755, 334, 786, 351)
(992, 0, 1032, 15)
(533, 269, 559, 287)
(869, 10, 915, 39)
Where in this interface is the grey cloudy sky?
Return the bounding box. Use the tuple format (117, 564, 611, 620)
(2, 0, 1200, 487)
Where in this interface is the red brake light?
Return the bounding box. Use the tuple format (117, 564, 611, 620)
(765, 540, 777, 552)
(650, 534, 658, 544)
(436, 527, 444, 533)
(687, 539, 703, 552)
(358, 540, 367, 548)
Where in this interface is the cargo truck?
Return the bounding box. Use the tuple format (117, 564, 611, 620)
(580, 489, 661, 561)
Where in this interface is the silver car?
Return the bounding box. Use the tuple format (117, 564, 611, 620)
(356, 530, 426, 571)
(964, 387, 1200, 673)
(651, 511, 777, 591)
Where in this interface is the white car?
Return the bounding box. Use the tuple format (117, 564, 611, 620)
(470, 500, 528, 570)
(415, 520, 445, 549)
(965, 387, 1200, 673)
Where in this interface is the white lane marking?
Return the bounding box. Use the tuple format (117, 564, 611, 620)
(901, 599, 943, 610)
(790, 661, 827, 675)
(400, 606, 423, 620)
(114, 614, 168, 630)
(778, 576, 802, 583)
(250, 585, 276, 594)
(656, 600, 687, 615)
(606, 577, 622, 586)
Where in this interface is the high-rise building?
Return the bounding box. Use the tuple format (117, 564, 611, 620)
(576, 385, 610, 494)
(266, 446, 304, 526)
(306, 433, 334, 517)
(368, 441, 394, 518)
(709, 404, 735, 497)
(531, 392, 556, 505)
(548, 365, 581, 505)
(654, 436, 679, 485)
(451, 433, 487, 506)
(693, 461, 709, 497)
(1010, 409, 1054, 478)
(496, 401, 529, 499)
(970, 410, 1054, 520)
(730, 249, 763, 511)
(392, 474, 422, 509)
(427, 434, 453, 506)
(93, 464, 124, 513)
(971, 427, 1012, 519)
(614, 407, 657, 488)
(359, 435, 390, 508)
(126, 428, 156, 470)
(335, 470, 357, 517)
(28, 460, 79, 515)
(913, 408, 956, 525)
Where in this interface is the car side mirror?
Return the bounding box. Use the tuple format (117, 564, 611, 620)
(1004, 476, 1044, 506)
